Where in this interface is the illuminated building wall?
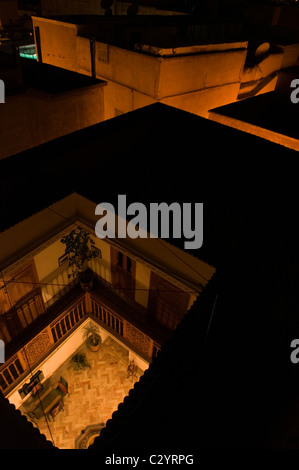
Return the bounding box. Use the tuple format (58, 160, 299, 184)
(31, 16, 249, 119)
(31, 14, 299, 122)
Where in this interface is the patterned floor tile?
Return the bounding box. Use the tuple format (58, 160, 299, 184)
(20, 336, 144, 449)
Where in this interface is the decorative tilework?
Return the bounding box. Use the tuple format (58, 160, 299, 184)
(20, 331, 52, 367)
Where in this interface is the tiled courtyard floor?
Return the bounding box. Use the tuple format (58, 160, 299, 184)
(20, 336, 143, 449)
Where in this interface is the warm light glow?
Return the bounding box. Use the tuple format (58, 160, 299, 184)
(7, 318, 148, 448)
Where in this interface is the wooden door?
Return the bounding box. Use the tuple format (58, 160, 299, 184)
(148, 272, 190, 330)
(110, 247, 136, 299)
(0, 260, 45, 343)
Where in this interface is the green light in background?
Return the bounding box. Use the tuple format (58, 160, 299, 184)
(19, 45, 37, 60)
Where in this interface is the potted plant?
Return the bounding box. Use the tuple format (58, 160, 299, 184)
(72, 352, 90, 370)
(83, 322, 102, 352)
(60, 226, 97, 291)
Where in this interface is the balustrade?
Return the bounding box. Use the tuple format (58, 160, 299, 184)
(0, 292, 160, 396)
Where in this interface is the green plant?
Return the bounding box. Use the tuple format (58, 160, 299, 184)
(83, 322, 102, 350)
(72, 352, 90, 370)
(60, 226, 97, 279)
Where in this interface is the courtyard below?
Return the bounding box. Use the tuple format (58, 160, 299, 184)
(20, 336, 144, 449)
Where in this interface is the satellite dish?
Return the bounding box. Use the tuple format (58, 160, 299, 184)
(254, 42, 270, 61)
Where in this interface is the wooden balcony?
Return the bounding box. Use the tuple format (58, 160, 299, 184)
(0, 275, 163, 397)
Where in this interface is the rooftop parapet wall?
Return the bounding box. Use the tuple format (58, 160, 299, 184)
(77, 36, 162, 98)
(32, 16, 248, 100)
(157, 45, 247, 99)
(79, 38, 248, 100)
(33, 17, 79, 72)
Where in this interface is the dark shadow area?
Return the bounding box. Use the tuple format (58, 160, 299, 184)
(0, 103, 298, 450)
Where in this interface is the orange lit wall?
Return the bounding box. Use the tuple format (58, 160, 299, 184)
(0, 84, 105, 160)
(208, 110, 299, 152)
(32, 17, 249, 119)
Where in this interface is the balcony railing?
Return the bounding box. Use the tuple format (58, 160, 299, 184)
(51, 297, 86, 343)
(0, 354, 25, 393)
(91, 295, 124, 337)
(90, 293, 160, 360)
(0, 295, 86, 395)
(0, 291, 161, 396)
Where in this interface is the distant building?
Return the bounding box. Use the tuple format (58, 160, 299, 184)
(31, 13, 299, 121)
(31, 14, 248, 119)
(40, 0, 191, 17)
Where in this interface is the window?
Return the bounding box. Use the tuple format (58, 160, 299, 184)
(0, 261, 45, 345)
(58, 253, 69, 266)
(117, 251, 123, 267)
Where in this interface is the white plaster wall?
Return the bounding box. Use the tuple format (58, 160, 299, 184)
(34, 239, 67, 280)
(88, 237, 112, 284)
(34, 239, 73, 304)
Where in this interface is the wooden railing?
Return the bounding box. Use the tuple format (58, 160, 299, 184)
(0, 295, 86, 395)
(50, 297, 86, 343)
(0, 354, 25, 393)
(90, 293, 160, 362)
(91, 296, 124, 337)
(0, 288, 45, 344)
(0, 292, 161, 396)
